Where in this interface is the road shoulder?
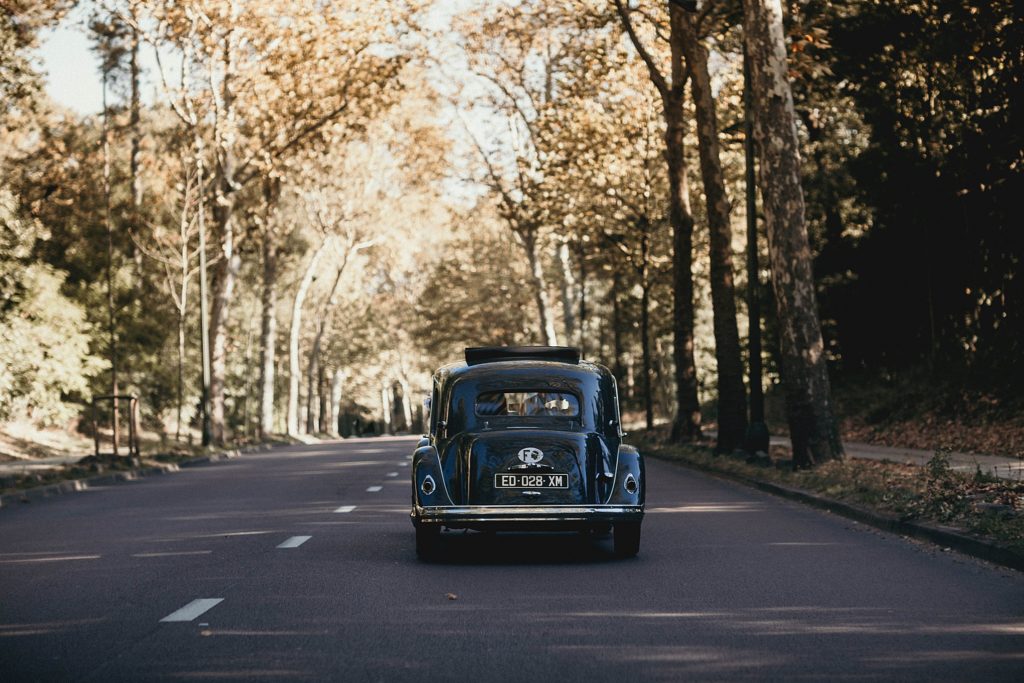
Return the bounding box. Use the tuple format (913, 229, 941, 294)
(643, 438, 1024, 573)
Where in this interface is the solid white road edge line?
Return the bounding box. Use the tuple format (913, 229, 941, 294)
(366, 485, 383, 492)
(160, 598, 224, 623)
(276, 535, 312, 549)
(334, 505, 356, 513)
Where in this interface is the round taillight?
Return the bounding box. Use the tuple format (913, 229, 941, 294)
(624, 474, 638, 495)
(421, 475, 436, 496)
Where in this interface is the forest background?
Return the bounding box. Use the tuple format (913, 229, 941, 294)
(1, 0, 1021, 465)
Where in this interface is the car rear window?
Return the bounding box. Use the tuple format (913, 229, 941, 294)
(475, 391, 580, 417)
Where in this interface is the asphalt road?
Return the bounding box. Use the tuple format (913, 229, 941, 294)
(1, 438, 1022, 682)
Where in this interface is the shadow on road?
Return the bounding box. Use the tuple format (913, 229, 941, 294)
(419, 531, 625, 566)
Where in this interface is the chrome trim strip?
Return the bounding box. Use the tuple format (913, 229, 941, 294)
(415, 504, 643, 516)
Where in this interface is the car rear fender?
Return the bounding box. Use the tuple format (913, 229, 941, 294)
(412, 444, 453, 508)
(605, 445, 644, 506)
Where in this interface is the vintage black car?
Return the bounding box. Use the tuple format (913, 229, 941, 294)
(411, 346, 645, 559)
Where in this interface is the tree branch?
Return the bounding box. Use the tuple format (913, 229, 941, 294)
(612, 0, 668, 100)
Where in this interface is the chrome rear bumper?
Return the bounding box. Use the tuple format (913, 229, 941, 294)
(413, 504, 643, 525)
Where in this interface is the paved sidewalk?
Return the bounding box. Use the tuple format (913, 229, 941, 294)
(768, 435, 1024, 481)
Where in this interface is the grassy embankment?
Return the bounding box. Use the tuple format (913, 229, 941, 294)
(0, 419, 294, 494)
(760, 367, 1024, 459)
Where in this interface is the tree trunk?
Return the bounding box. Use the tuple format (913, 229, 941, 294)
(398, 376, 413, 433)
(129, 19, 142, 210)
(305, 333, 320, 434)
(743, 0, 843, 466)
(653, 337, 674, 419)
(625, 353, 635, 402)
(318, 363, 328, 434)
(640, 266, 654, 430)
(101, 72, 120, 456)
(329, 369, 343, 437)
(682, 15, 748, 453)
(208, 9, 239, 446)
(194, 133, 213, 447)
(208, 201, 239, 445)
(743, 54, 767, 430)
(259, 234, 278, 438)
(558, 239, 576, 343)
(174, 165, 192, 445)
(665, 7, 702, 442)
(380, 383, 392, 434)
(664, 102, 701, 442)
(610, 270, 625, 392)
(240, 299, 257, 440)
(176, 307, 185, 443)
(305, 254, 348, 434)
(577, 239, 587, 356)
(521, 231, 559, 345)
(287, 240, 328, 436)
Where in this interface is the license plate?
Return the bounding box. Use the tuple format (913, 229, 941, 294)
(494, 473, 568, 489)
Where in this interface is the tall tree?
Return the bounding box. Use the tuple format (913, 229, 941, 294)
(743, 0, 842, 466)
(613, 0, 701, 440)
(678, 10, 748, 453)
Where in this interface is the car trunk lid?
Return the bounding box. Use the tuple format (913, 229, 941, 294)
(450, 430, 610, 506)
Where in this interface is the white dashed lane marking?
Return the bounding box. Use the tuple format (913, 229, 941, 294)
(160, 598, 223, 623)
(366, 486, 383, 492)
(386, 472, 399, 477)
(132, 551, 212, 558)
(334, 505, 356, 513)
(0, 555, 100, 564)
(276, 536, 312, 549)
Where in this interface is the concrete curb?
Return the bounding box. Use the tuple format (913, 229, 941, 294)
(0, 444, 273, 510)
(654, 453, 1024, 573)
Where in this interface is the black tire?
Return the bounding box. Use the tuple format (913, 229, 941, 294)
(415, 522, 441, 560)
(613, 522, 641, 558)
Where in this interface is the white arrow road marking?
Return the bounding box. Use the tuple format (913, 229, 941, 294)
(276, 536, 312, 549)
(366, 486, 382, 492)
(386, 472, 399, 477)
(334, 505, 356, 513)
(160, 598, 223, 623)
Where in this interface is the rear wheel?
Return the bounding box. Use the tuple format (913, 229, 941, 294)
(613, 522, 641, 558)
(415, 522, 441, 560)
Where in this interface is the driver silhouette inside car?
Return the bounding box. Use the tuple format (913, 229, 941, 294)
(522, 392, 555, 416)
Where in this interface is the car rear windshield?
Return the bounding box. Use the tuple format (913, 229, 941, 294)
(475, 391, 580, 417)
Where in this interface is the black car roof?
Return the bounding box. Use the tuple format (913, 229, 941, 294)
(433, 358, 610, 387)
